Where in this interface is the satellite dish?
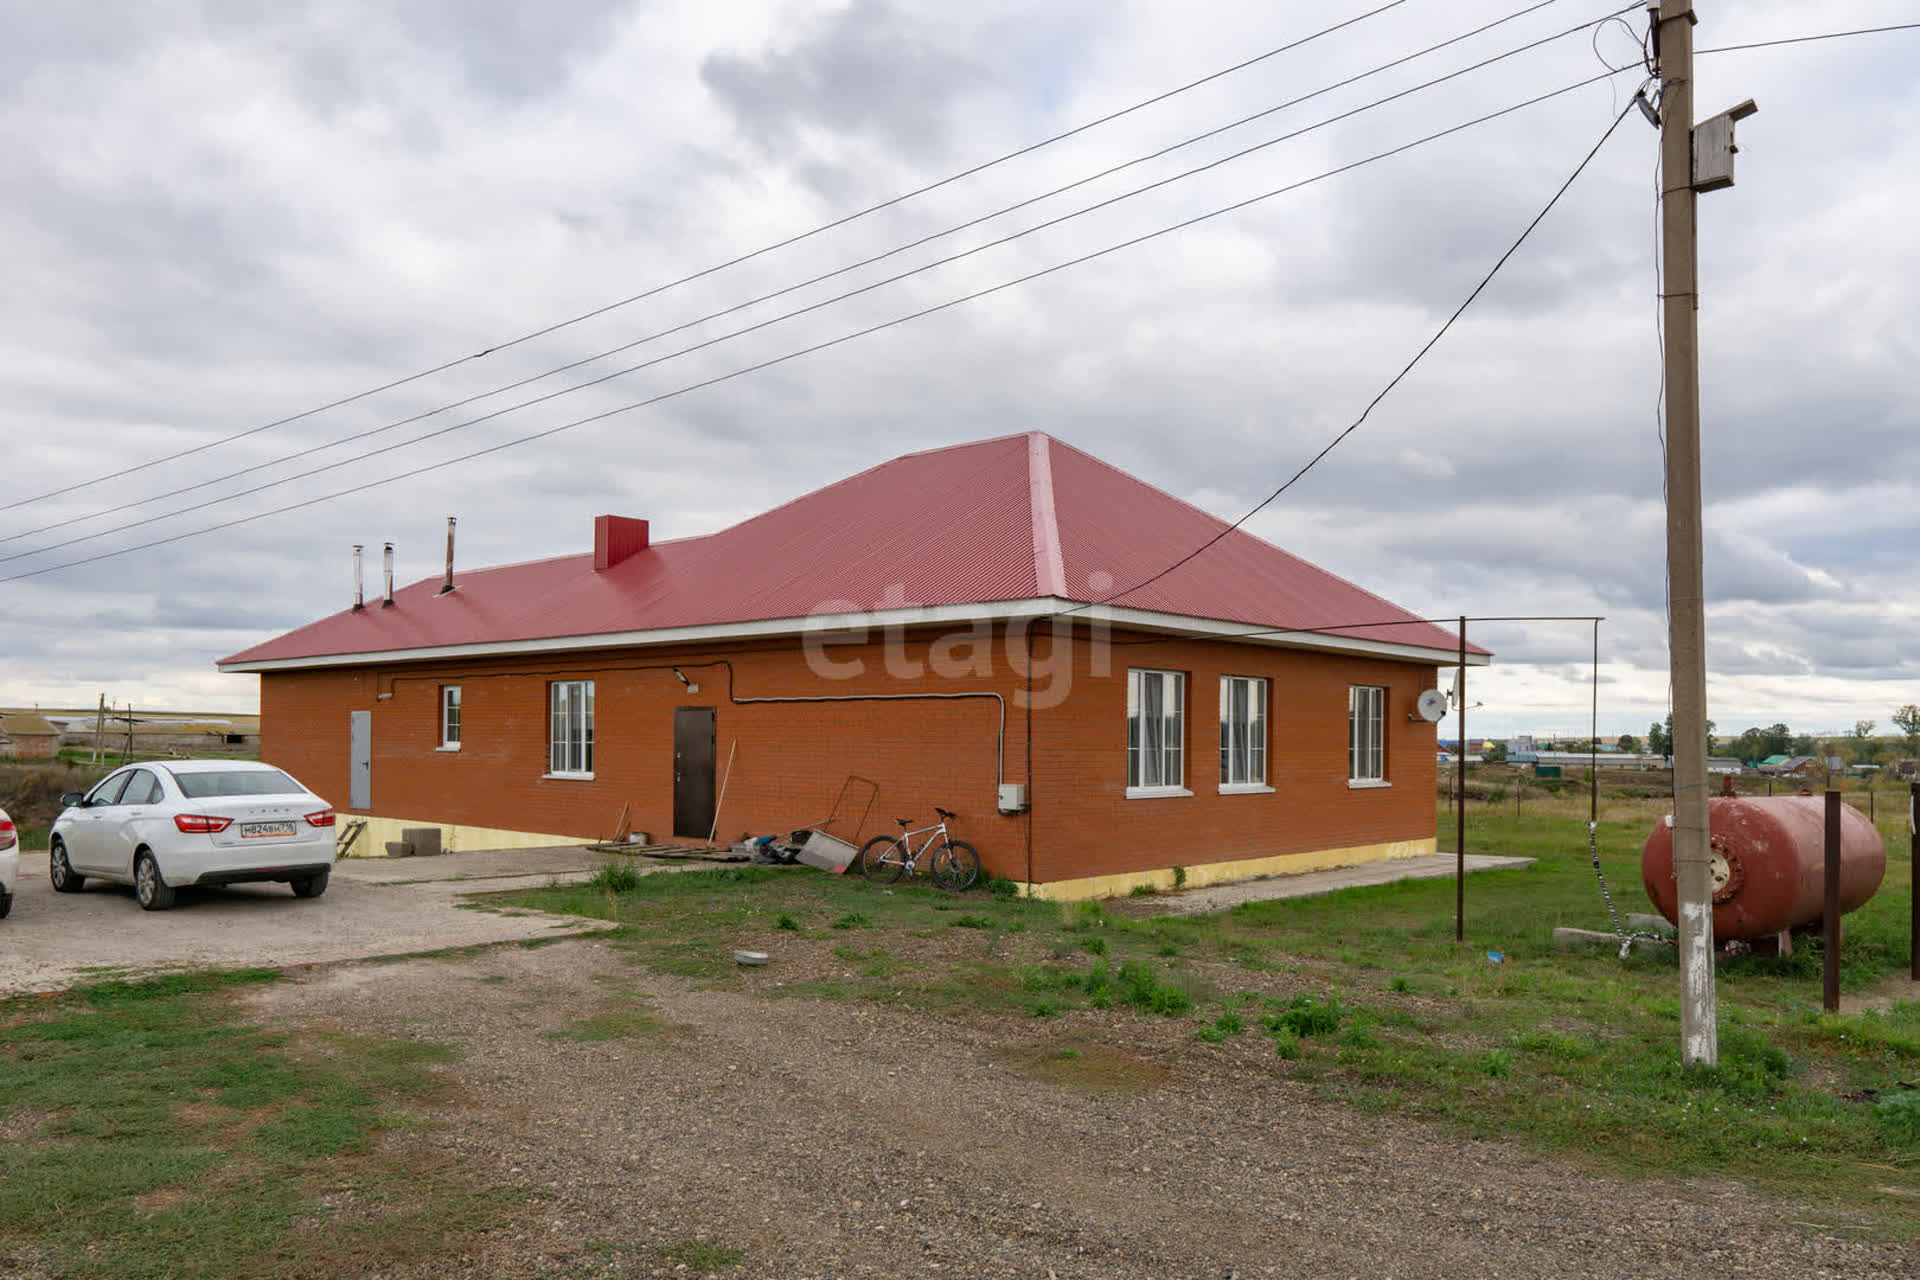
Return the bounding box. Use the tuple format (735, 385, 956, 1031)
(1415, 689, 1450, 723)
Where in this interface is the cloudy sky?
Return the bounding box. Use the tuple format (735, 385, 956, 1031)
(1, 0, 1915, 738)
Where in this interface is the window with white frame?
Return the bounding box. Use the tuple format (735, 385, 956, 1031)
(549, 680, 594, 775)
(440, 685, 462, 748)
(1126, 669, 1185, 791)
(1349, 685, 1386, 783)
(1218, 676, 1268, 787)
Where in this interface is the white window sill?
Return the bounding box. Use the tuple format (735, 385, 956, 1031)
(543, 771, 595, 781)
(436, 744, 461, 753)
(1125, 785, 1193, 800)
(1347, 778, 1391, 789)
(1218, 783, 1275, 795)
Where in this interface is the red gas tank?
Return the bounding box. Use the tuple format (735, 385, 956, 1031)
(1641, 795, 1886, 941)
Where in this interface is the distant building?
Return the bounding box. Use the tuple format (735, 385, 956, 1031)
(0, 714, 60, 760)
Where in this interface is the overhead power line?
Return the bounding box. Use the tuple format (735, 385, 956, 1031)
(1697, 21, 1920, 55)
(0, 0, 1589, 552)
(0, 0, 1412, 516)
(0, 66, 1636, 586)
(1068, 97, 1638, 617)
(2, 5, 1639, 567)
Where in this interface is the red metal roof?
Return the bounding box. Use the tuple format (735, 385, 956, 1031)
(219, 432, 1482, 667)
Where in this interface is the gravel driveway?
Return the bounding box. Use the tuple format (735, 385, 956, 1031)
(0, 846, 618, 995)
(247, 937, 1915, 1280)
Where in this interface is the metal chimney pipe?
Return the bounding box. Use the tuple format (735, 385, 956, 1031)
(439, 516, 457, 595)
(352, 545, 365, 611)
(381, 542, 395, 608)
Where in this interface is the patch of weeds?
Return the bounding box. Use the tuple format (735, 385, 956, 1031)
(1028, 1000, 1059, 1018)
(1117, 959, 1191, 1016)
(1272, 1029, 1302, 1059)
(1195, 1010, 1245, 1044)
(1082, 960, 1113, 1010)
(587, 862, 642, 894)
(0, 969, 500, 1277)
(775, 913, 801, 932)
(1172, 865, 1187, 890)
(1687, 1022, 1792, 1102)
(1477, 1049, 1513, 1078)
(478, 975, 510, 986)
(1079, 934, 1108, 957)
(947, 914, 993, 930)
(1263, 994, 1343, 1039)
(829, 912, 870, 930)
(989, 876, 1019, 900)
(1129, 884, 1156, 898)
(1876, 1090, 1920, 1147)
(1511, 1029, 1594, 1062)
(1060, 900, 1109, 931)
(1019, 964, 1084, 994)
(1388, 976, 1412, 993)
(548, 1006, 670, 1042)
(1340, 1026, 1381, 1050)
(659, 1237, 744, 1272)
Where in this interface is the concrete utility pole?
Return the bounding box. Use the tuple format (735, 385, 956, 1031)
(1657, 0, 1756, 1068)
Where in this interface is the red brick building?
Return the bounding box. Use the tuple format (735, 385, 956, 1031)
(219, 433, 1486, 898)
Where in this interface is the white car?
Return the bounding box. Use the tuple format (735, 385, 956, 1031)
(50, 760, 336, 911)
(0, 805, 17, 919)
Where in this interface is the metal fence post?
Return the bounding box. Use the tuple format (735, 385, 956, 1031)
(1824, 789, 1841, 1013)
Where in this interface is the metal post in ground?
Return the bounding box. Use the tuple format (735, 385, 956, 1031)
(1824, 788, 1841, 1013)
(1455, 616, 1467, 944)
(1910, 782, 1918, 983)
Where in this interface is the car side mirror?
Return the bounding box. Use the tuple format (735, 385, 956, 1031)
(59, 792, 84, 807)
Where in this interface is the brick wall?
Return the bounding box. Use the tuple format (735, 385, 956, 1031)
(257, 621, 1442, 884)
(1025, 628, 1440, 883)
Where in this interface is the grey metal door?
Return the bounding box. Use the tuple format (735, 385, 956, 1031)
(350, 710, 371, 810)
(672, 707, 716, 840)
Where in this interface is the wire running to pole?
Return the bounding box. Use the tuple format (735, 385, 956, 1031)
(0, 67, 1640, 585)
(2, 1, 1634, 560)
(0, 0, 1416, 517)
(1698, 21, 1920, 55)
(1060, 96, 1640, 619)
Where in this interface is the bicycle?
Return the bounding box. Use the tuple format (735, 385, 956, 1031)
(857, 807, 980, 891)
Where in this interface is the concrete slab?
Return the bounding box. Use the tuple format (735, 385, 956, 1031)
(0, 844, 638, 996)
(1144, 853, 1537, 916)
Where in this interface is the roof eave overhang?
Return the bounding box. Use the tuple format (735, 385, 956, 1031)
(216, 597, 1491, 673)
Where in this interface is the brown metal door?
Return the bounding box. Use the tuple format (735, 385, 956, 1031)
(673, 706, 717, 840)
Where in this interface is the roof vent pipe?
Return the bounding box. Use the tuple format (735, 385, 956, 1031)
(439, 516, 457, 595)
(352, 545, 365, 612)
(381, 542, 395, 608)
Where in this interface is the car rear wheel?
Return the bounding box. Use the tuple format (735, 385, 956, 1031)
(49, 839, 85, 893)
(134, 851, 176, 911)
(290, 869, 329, 899)
(0, 891, 12, 919)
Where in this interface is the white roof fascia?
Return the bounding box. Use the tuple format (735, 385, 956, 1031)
(217, 596, 1486, 672)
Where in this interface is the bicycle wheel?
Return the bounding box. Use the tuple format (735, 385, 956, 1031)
(858, 835, 909, 884)
(930, 839, 980, 892)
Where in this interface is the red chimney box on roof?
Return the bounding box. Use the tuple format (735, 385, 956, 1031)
(593, 515, 649, 571)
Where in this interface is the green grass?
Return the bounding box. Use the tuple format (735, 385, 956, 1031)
(0, 969, 504, 1277)
(498, 799, 1920, 1237)
(658, 1236, 744, 1271)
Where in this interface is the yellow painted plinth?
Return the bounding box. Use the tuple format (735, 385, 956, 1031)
(1011, 837, 1438, 902)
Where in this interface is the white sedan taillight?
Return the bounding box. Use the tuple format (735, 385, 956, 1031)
(0, 817, 15, 851)
(304, 809, 336, 828)
(174, 814, 234, 834)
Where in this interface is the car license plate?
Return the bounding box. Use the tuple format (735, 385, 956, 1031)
(241, 821, 297, 839)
